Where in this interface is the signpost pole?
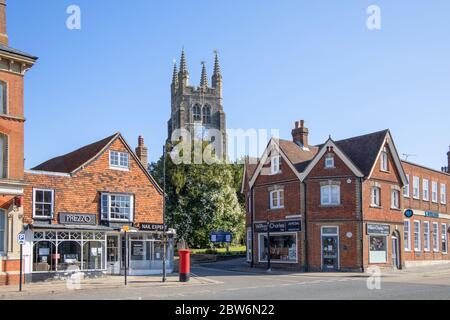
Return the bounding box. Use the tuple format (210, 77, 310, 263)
(19, 243, 23, 292)
(124, 230, 128, 286)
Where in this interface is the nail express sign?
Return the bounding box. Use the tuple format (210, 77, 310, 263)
(59, 213, 97, 225)
(254, 220, 301, 233)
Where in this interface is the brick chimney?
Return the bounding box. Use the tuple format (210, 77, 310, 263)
(292, 120, 309, 149)
(135, 136, 148, 167)
(0, 0, 8, 45)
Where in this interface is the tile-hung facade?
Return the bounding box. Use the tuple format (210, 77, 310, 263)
(243, 121, 423, 272)
(22, 134, 174, 282)
(0, 0, 37, 285)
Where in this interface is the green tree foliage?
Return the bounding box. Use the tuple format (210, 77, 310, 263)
(149, 144, 245, 249)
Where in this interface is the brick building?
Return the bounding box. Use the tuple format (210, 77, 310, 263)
(242, 121, 450, 272)
(22, 133, 173, 282)
(0, 0, 37, 285)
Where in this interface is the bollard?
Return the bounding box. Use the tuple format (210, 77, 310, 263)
(178, 249, 190, 282)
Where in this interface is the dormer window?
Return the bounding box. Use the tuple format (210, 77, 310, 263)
(380, 147, 388, 171)
(271, 155, 281, 174)
(325, 155, 335, 169)
(110, 151, 129, 170)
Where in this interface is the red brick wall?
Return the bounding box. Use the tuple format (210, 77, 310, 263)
(23, 138, 163, 225)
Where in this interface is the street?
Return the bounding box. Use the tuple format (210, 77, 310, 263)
(1, 258, 450, 300)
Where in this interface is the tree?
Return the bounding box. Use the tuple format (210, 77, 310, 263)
(149, 143, 245, 248)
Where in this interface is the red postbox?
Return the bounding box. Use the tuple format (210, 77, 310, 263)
(178, 249, 190, 282)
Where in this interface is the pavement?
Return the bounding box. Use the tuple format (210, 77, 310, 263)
(1, 258, 449, 300)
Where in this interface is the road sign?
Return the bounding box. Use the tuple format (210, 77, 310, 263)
(121, 226, 130, 232)
(210, 231, 232, 243)
(17, 233, 25, 245)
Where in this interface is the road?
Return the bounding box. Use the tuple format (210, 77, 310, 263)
(3, 258, 450, 300)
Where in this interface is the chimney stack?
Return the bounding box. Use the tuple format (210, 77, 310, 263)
(0, 0, 8, 45)
(135, 136, 148, 167)
(292, 120, 309, 149)
(447, 146, 450, 173)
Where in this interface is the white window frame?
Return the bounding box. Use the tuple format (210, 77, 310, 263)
(321, 184, 341, 206)
(101, 193, 134, 222)
(422, 179, 429, 201)
(423, 221, 430, 252)
(432, 222, 439, 252)
(404, 220, 411, 251)
(441, 223, 448, 254)
(391, 189, 400, 209)
(413, 176, 420, 199)
(371, 187, 381, 207)
(0, 209, 6, 255)
(380, 148, 388, 171)
(270, 155, 281, 175)
(269, 189, 284, 209)
(109, 151, 130, 170)
(440, 183, 447, 205)
(403, 175, 410, 198)
(258, 232, 298, 264)
(0, 81, 7, 114)
(32, 188, 55, 219)
(413, 220, 421, 252)
(325, 156, 335, 169)
(432, 181, 438, 203)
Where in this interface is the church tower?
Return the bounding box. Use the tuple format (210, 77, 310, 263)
(167, 49, 227, 159)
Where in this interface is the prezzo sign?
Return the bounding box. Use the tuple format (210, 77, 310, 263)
(59, 213, 97, 225)
(254, 220, 301, 233)
(140, 223, 167, 232)
(367, 223, 390, 235)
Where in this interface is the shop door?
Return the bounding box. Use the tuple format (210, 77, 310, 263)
(107, 235, 120, 275)
(391, 236, 400, 269)
(322, 236, 339, 271)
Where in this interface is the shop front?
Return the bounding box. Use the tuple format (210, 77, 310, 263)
(366, 223, 391, 265)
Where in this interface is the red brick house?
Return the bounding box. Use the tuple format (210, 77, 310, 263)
(244, 121, 415, 272)
(0, 0, 37, 285)
(22, 133, 173, 282)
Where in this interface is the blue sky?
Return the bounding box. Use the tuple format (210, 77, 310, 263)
(7, 0, 450, 169)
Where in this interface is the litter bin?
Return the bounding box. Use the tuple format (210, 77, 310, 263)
(178, 249, 190, 282)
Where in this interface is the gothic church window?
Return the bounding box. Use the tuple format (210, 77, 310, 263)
(193, 104, 201, 122)
(203, 105, 211, 124)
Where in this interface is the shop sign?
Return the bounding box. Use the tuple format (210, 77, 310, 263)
(140, 223, 167, 232)
(424, 211, 440, 219)
(254, 220, 302, 233)
(59, 213, 97, 225)
(367, 223, 390, 235)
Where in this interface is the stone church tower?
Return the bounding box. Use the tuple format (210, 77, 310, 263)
(167, 49, 227, 159)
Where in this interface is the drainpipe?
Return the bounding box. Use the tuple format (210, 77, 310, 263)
(303, 181, 309, 272)
(359, 177, 365, 273)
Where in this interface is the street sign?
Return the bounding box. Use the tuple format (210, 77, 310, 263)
(210, 231, 232, 243)
(121, 226, 130, 232)
(17, 233, 25, 245)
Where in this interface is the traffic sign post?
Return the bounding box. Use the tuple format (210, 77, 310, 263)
(121, 226, 130, 286)
(17, 233, 25, 292)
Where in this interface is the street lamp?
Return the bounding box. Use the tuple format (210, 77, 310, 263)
(266, 218, 271, 272)
(162, 144, 167, 283)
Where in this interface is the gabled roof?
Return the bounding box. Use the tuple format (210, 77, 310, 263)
(0, 43, 38, 61)
(240, 157, 258, 193)
(32, 133, 119, 173)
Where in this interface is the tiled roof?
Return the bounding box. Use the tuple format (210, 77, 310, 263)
(32, 133, 119, 173)
(278, 139, 319, 173)
(0, 43, 38, 60)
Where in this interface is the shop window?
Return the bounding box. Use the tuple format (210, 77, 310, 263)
(101, 193, 134, 222)
(33, 241, 57, 272)
(404, 220, 411, 251)
(0, 209, 5, 254)
(57, 241, 82, 271)
(391, 189, 400, 209)
(0, 81, 6, 114)
(403, 175, 410, 198)
(33, 189, 54, 219)
(269, 189, 284, 209)
(423, 221, 430, 252)
(414, 221, 421, 252)
(369, 235, 387, 263)
(371, 187, 381, 207)
(259, 233, 297, 262)
(83, 241, 105, 270)
(432, 222, 439, 252)
(321, 184, 340, 206)
(441, 224, 448, 254)
(109, 151, 129, 169)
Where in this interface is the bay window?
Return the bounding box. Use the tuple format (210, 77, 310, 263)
(321, 183, 340, 206)
(101, 193, 134, 221)
(33, 189, 54, 219)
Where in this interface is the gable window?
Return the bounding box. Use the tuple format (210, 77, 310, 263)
(422, 179, 429, 201)
(101, 193, 134, 222)
(413, 176, 420, 199)
(321, 183, 340, 206)
(371, 187, 381, 207)
(325, 155, 335, 169)
(432, 181, 438, 203)
(441, 224, 448, 254)
(413, 220, 421, 252)
(202, 105, 211, 124)
(432, 222, 439, 252)
(391, 189, 400, 209)
(423, 221, 430, 252)
(0, 133, 7, 179)
(193, 104, 201, 122)
(0, 81, 6, 114)
(403, 175, 410, 198)
(33, 189, 54, 219)
(0, 210, 5, 254)
(404, 220, 411, 251)
(110, 151, 129, 170)
(380, 147, 388, 171)
(270, 155, 281, 175)
(440, 183, 447, 205)
(269, 189, 284, 209)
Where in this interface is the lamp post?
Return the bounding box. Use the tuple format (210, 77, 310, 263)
(162, 144, 167, 283)
(266, 218, 271, 272)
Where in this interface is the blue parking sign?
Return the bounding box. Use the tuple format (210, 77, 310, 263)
(17, 233, 25, 245)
